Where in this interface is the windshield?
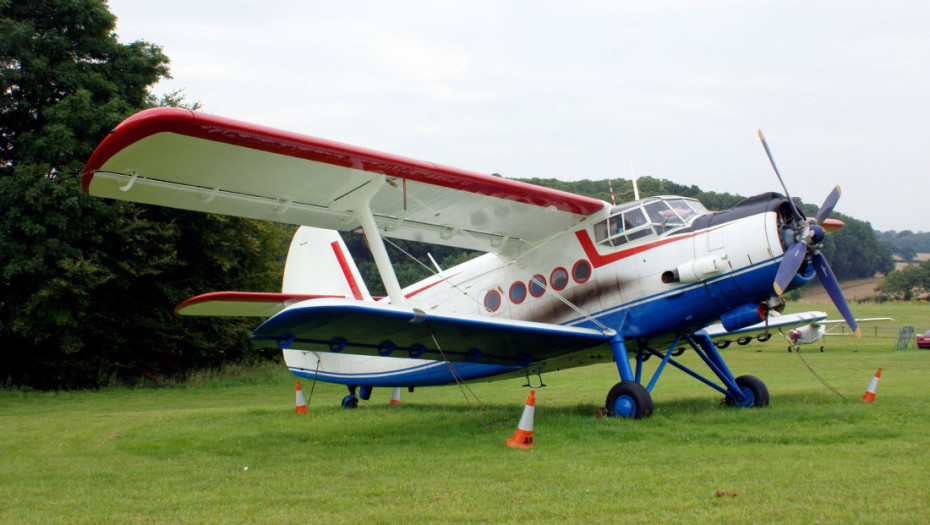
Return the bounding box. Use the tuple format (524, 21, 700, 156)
(593, 196, 709, 247)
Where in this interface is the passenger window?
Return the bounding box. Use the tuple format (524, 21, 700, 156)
(623, 209, 647, 230)
(594, 220, 609, 243)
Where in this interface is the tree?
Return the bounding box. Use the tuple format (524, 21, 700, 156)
(876, 261, 930, 300)
(1, 1, 288, 388)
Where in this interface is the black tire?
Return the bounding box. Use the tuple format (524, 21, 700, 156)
(341, 394, 359, 409)
(736, 337, 752, 346)
(757, 333, 772, 342)
(605, 381, 654, 419)
(715, 340, 731, 349)
(724, 375, 769, 408)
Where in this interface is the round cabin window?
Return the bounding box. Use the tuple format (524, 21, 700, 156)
(572, 260, 592, 283)
(529, 274, 547, 297)
(551, 267, 569, 291)
(484, 289, 502, 312)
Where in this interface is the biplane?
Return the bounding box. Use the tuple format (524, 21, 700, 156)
(82, 108, 859, 418)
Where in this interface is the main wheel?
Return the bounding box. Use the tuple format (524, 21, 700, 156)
(724, 375, 769, 408)
(605, 381, 653, 419)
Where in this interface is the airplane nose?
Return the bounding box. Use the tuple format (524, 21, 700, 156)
(810, 224, 825, 244)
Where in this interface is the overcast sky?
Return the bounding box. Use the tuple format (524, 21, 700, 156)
(106, 1, 930, 232)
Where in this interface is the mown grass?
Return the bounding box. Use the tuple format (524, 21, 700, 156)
(2, 302, 929, 523)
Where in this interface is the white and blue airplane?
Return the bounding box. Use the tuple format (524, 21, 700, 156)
(82, 109, 859, 418)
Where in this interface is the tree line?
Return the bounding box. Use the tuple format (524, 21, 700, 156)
(0, 0, 897, 389)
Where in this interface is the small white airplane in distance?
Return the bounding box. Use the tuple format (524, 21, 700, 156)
(82, 108, 861, 418)
(706, 312, 891, 352)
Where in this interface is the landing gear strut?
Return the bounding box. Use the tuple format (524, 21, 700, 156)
(604, 330, 770, 418)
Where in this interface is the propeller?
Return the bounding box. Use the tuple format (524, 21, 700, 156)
(758, 131, 860, 337)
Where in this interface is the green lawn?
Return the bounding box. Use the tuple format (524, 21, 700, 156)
(2, 302, 929, 523)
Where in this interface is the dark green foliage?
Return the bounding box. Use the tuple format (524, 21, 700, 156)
(796, 204, 895, 280)
(878, 230, 930, 259)
(1, 1, 288, 388)
(875, 260, 930, 300)
(343, 234, 481, 297)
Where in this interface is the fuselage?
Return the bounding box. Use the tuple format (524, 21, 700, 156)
(283, 192, 813, 387)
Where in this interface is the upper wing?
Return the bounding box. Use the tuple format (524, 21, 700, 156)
(251, 298, 611, 366)
(82, 108, 608, 253)
(704, 311, 829, 342)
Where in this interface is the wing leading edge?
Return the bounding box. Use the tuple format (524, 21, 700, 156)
(82, 108, 608, 253)
(251, 298, 612, 367)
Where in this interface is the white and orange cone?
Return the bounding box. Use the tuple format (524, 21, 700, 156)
(506, 389, 535, 449)
(390, 387, 402, 405)
(295, 381, 308, 414)
(861, 368, 881, 403)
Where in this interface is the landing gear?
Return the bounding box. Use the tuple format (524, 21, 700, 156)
(737, 336, 752, 346)
(605, 329, 770, 419)
(724, 375, 769, 408)
(605, 381, 653, 419)
(341, 386, 359, 408)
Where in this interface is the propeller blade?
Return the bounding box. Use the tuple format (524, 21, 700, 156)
(773, 241, 808, 295)
(758, 130, 804, 221)
(811, 252, 861, 337)
(814, 186, 842, 225)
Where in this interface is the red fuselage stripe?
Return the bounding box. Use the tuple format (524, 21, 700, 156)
(575, 227, 720, 269)
(330, 241, 364, 300)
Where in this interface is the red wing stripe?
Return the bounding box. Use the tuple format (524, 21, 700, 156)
(330, 241, 364, 300)
(83, 108, 605, 216)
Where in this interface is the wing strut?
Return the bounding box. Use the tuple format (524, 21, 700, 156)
(331, 176, 406, 305)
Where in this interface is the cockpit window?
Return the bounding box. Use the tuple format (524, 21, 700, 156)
(594, 196, 709, 247)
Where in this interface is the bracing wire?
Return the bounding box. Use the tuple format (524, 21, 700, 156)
(779, 331, 848, 400)
(428, 328, 507, 439)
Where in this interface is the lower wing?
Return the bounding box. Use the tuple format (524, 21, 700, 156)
(251, 298, 612, 367)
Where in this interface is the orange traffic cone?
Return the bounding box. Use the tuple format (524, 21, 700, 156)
(295, 381, 308, 414)
(390, 387, 402, 405)
(861, 368, 881, 403)
(506, 389, 535, 449)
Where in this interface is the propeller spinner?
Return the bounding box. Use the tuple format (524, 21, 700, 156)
(758, 131, 860, 337)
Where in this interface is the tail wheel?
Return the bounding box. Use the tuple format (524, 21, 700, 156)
(341, 394, 359, 409)
(724, 375, 769, 408)
(605, 381, 654, 419)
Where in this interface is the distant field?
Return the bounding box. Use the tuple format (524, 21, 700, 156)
(2, 302, 929, 523)
(797, 277, 883, 303)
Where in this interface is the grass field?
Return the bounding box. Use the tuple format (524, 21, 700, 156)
(2, 302, 929, 523)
